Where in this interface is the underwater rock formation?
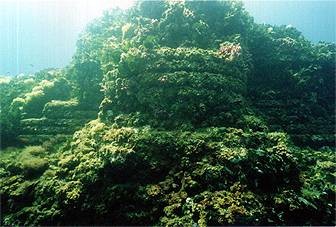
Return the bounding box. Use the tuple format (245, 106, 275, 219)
(0, 1, 335, 226)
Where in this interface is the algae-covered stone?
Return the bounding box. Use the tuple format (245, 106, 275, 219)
(0, 0, 335, 226)
(43, 99, 97, 119)
(17, 78, 71, 118)
(101, 46, 251, 128)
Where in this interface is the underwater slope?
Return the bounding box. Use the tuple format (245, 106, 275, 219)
(0, 0, 335, 225)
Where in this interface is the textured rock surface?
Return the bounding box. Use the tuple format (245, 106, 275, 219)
(0, 1, 335, 226)
(18, 100, 96, 145)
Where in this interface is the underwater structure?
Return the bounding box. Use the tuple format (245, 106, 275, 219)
(0, 1, 335, 225)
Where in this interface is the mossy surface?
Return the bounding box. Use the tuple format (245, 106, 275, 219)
(0, 0, 335, 225)
(1, 122, 334, 225)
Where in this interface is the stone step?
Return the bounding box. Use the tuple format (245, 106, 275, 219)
(44, 110, 97, 119)
(20, 118, 91, 127)
(18, 134, 72, 145)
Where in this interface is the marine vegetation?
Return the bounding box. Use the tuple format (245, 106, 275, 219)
(0, 1, 335, 226)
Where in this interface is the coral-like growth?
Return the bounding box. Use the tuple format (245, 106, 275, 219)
(0, 0, 335, 226)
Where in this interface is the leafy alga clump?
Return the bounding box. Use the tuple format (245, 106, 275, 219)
(0, 0, 335, 226)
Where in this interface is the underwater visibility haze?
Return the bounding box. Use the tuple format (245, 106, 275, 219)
(0, 0, 335, 226)
(1, 0, 335, 75)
